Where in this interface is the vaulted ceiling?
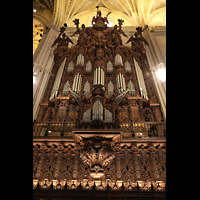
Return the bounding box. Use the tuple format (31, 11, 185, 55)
(33, 0, 166, 54)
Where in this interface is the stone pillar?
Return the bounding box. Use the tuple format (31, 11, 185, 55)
(33, 27, 59, 120)
(143, 27, 166, 121)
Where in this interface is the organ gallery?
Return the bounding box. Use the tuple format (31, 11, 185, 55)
(33, 3, 166, 199)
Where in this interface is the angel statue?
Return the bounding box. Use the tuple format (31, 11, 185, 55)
(126, 25, 149, 56)
(118, 19, 128, 37)
(51, 30, 74, 64)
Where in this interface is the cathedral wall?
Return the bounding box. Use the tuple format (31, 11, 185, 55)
(151, 30, 166, 65)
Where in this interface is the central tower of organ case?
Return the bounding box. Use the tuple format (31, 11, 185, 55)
(33, 8, 166, 199)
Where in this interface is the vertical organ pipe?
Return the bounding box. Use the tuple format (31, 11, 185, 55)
(77, 75, 81, 94)
(118, 74, 121, 92)
(72, 75, 76, 91)
(76, 74, 79, 92)
(96, 68, 98, 84)
(134, 58, 143, 96)
(122, 74, 124, 91)
(94, 69, 96, 85)
(103, 69, 104, 86)
(139, 67, 146, 98)
(50, 57, 66, 100)
(101, 68, 103, 85)
(122, 75, 126, 91)
(98, 67, 100, 85)
(117, 75, 120, 94)
(120, 74, 123, 93)
(95, 68, 97, 85)
(74, 74, 79, 92)
(72, 75, 75, 91)
(120, 74, 122, 92)
(74, 74, 78, 92)
(119, 74, 121, 90)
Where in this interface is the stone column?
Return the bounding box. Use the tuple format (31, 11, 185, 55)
(33, 27, 59, 120)
(143, 27, 166, 121)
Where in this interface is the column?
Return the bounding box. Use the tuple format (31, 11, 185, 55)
(143, 27, 166, 121)
(33, 27, 59, 120)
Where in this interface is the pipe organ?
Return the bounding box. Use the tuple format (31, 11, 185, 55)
(34, 12, 165, 197)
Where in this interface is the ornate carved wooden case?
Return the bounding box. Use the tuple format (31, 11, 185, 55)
(33, 8, 166, 196)
(36, 10, 163, 128)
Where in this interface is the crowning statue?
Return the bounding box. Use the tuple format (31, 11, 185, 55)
(51, 6, 149, 69)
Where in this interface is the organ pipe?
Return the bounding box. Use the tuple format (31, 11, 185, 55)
(95, 68, 97, 85)
(74, 74, 78, 91)
(76, 75, 80, 92)
(120, 74, 123, 92)
(133, 58, 148, 100)
(119, 74, 122, 92)
(101, 68, 103, 85)
(77, 75, 82, 94)
(72, 75, 75, 91)
(117, 75, 120, 93)
(49, 57, 66, 100)
(122, 75, 126, 91)
(93, 67, 105, 86)
(98, 67, 100, 84)
(94, 69, 96, 85)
